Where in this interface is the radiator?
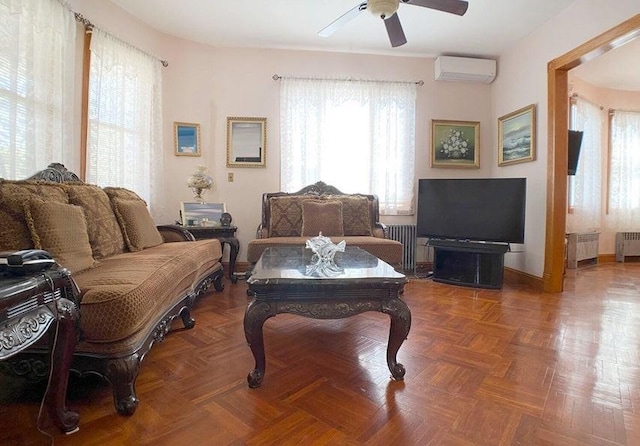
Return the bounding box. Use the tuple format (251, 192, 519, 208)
(566, 232, 599, 269)
(616, 232, 640, 262)
(387, 224, 417, 271)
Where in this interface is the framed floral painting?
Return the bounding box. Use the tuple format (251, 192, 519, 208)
(431, 120, 480, 168)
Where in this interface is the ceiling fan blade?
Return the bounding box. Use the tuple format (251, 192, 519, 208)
(384, 13, 407, 48)
(403, 0, 469, 16)
(318, 2, 367, 37)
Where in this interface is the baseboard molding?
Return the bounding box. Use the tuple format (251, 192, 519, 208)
(503, 267, 544, 291)
(598, 254, 616, 263)
(227, 261, 250, 274)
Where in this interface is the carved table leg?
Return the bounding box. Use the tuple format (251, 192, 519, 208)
(243, 299, 276, 388)
(382, 297, 412, 380)
(38, 298, 80, 434)
(227, 237, 240, 284)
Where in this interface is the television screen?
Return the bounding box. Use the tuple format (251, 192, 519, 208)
(568, 130, 583, 176)
(417, 178, 526, 244)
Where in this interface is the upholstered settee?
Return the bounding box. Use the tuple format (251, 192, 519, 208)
(0, 164, 224, 415)
(246, 182, 403, 267)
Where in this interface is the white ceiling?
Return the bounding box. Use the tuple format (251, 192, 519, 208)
(109, 0, 576, 58)
(109, 0, 638, 90)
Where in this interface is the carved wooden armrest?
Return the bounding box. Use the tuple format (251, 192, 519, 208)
(157, 225, 195, 242)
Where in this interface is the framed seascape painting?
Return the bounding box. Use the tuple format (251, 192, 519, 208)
(498, 104, 536, 166)
(431, 120, 480, 168)
(174, 122, 201, 156)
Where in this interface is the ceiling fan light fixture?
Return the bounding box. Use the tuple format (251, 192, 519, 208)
(368, 0, 399, 19)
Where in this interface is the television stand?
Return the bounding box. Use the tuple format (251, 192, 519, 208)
(427, 240, 510, 289)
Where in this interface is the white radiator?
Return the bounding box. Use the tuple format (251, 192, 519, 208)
(616, 232, 640, 262)
(566, 232, 599, 269)
(387, 224, 417, 271)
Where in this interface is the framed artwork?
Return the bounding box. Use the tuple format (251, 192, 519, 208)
(431, 120, 480, 168)
(180, 202, 226, 227)
(498, 104, 536, 166)
(174, 122, 201, 156)
(226, 117, 266, 168)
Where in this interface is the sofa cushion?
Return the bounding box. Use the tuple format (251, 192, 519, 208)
(332, 195, 372, 236)
(112, 198, 163, 252)
(247, 236, 402, 266)
(64, 183, 126, 259)
(269, 196, 305, 237)
(0, 181, 69, 251)
(73, 239, 222, 343)
(301, 199, 344, 237)
(24, 199, 96, 274)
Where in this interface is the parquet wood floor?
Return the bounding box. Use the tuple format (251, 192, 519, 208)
(1, 262, 639, 445)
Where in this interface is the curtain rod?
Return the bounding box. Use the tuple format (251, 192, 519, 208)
(570, 93, 604, 111)
(272, 74, 424, 86)
(609, 108, 640, 115)
(73, 12, 169, 67)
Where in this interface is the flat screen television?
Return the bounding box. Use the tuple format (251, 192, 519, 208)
(417, 178, 526, 244)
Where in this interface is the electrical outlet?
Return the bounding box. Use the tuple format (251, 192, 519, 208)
(227, 172, 234, 182)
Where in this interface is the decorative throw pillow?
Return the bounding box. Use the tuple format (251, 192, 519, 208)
(112, 198, 163, 252)
(64, 184, 126, 259)
(268, 196, 304, 237)
(338, 195, 373, 236)
(301, 200, 344, 237)
(24, 199, 96, 274)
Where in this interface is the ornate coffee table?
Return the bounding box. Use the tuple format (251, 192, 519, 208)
(244, 246, 410, 388)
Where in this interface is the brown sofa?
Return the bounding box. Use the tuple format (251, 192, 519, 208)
(247, 182, 402, 267)
(0, 164, 224, 415)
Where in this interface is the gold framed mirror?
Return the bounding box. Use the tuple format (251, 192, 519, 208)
(226, 117, 266, 168)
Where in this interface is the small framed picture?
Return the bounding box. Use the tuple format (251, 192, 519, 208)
(174, 122, 201, 156)
(498, 104, 536, 166)
(431, 120, 480, 168)
(180, 202, 226, 227)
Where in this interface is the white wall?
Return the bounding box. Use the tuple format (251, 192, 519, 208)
(492, 0, 640, 277)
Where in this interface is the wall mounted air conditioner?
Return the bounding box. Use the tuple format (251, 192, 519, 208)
(435, 56, 497, 83)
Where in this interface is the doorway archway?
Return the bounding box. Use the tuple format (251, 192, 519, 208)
(544, 14, 640, 292)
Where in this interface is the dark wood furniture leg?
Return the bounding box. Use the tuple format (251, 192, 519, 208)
(381, 298, 412, 380)
(243, 300, 276, 388)
(40, 297, 80, 433)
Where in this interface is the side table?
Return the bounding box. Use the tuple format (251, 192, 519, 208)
(0, 267, 80, 433)
(185, 225, 240, 283)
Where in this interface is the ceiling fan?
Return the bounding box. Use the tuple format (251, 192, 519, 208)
(318, 0, 469, 48)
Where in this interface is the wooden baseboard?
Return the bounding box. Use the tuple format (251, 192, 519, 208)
(503, 267, 544, 291)
(598, 254, 616, 263)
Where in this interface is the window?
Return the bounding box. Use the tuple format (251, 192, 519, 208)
(86, 28, 164, 217)
(608, 110, 640, 230)
(0, 0, 76, 179)
(567, 97, 603, 232)
(280, 78, 416, 215)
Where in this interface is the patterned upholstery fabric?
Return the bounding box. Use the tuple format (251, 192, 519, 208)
(103, 186, 146, 203)
(73, 240, 222, 343)
(112, 198, 163, 252)
(64, 184, 126, 259)
(301, 200, 344, 236)
(268, 196, 306, 236)
(331, 195, 373, 236)
(247, 236, 402, 265)
(24, 199, 96, 274)
(0, 181, 69, 251)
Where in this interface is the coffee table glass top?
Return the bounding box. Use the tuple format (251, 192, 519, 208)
(247, 246, 405, 283)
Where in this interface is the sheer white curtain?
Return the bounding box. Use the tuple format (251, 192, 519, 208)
(607, 110, 640, 230)
(87, 29, 164, 219)
(567, 97, 603, 233)
(0, 0, 77, 179)
(280, 78, 416, 215)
